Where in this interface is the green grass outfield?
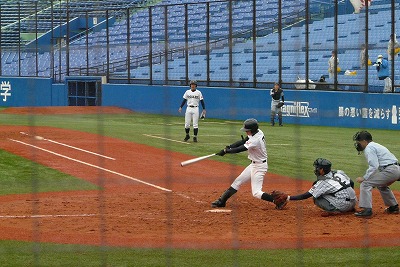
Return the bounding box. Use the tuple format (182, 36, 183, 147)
(0, 240, 400, 267)
(0, 111, 399, 266)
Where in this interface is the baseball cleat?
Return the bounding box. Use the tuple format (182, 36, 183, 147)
(184, 135, 190, 141)
(193, 136, 197, 142)
(211, 199, 225, 208)
(354, 208, 372, 218)
(385, 204, 399, 214)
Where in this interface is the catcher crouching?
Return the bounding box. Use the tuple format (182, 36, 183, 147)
(271, 158, 357, 216)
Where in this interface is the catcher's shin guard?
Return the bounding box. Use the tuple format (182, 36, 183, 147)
(278, 112, 283, 126)
(211, 187, 237, 207)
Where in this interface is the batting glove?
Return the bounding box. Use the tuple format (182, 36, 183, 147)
(216, 149, 226, 156)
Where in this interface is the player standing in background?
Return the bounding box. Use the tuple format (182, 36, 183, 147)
(178, 80, 206, 142)
(353, 131, 400, 217)
(211, 118, 285, 209)
(270, 82, 284, 126)
(279, 158, 357, 217)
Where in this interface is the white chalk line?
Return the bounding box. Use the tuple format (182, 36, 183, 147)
(20, 132, 115, 160)
(9, 138, 172, 192)
(205, 209, 232, 213)
(174, 192, 207, 204)
(10, 138, 215, 209)
(0, 214, 98, 219)
(143, 134, 190, 144)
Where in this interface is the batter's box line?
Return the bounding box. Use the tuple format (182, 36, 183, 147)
(143, 134, 190, 144)
(173, 192, 208, 204)
(0, 213, 98, 219)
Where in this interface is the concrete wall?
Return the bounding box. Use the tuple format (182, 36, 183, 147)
(0, 77, 398, 130)
(103, 84, 400, 130)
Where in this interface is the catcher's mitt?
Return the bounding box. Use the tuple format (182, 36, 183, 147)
(271, 190, 289, 210)
(276, 102, 284, 108)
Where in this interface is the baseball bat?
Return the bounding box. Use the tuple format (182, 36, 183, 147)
(180, 153, 216, 167)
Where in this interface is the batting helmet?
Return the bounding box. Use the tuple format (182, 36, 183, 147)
(240, 118, 259, 134)
(313, 158, 332, 176)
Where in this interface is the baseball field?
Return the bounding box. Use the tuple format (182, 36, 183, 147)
(0, 106, 399, 266)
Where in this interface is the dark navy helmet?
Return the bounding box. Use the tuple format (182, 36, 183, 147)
(313, 158, 332, 176)
(240, 118, 259, 134)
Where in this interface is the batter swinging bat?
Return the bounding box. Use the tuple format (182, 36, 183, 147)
(180, 153, 216, 167)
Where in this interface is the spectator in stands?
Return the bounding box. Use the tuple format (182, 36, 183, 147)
(328, 50, 340, 81)
(315, 75, 329, 90)
(387, 33, 400, 61)
(360, 44, 367, 68)
(374, 55, 392, 93)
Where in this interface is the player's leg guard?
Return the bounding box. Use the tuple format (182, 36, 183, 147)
(270, 112, 276, 126)
(278, 111, 283, 126)
(184, 128, 190, 141)
(211, 187, 237, 208)
(263, 192, 288, 209)
(193, 128, 198, 142)
(261, 193, 274, 202)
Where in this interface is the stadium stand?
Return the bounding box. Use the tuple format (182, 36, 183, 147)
(0, 0, 398, 93)
(123, 0, 398, 92)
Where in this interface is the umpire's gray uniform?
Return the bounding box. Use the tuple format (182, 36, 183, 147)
(358, 141, 400, 209)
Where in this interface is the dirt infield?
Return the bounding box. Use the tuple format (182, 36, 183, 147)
(0, 107, 399, 249)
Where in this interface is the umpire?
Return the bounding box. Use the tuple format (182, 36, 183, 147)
(353, 131, 400, 217)
(270, 82, 284, 126)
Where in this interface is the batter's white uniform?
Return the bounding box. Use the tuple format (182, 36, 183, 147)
(231, 129, 268, 199)
(182, 89, 203, 129)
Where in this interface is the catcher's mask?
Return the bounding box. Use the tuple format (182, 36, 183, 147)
(313, 158, 331, 176)
(240, 118, 259, 134)
(353, 131, 372, 153)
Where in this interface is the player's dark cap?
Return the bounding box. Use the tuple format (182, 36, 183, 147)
(313, 158, 332, 174)
(353, 131, 372, 142)
(241, 118, 259, 134)
(189, 80, 197, 86)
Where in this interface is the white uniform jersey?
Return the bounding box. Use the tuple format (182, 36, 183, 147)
(183, 89, 203, 107)
(244, 129, 267, 163)
(231, 128, 268, 199)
